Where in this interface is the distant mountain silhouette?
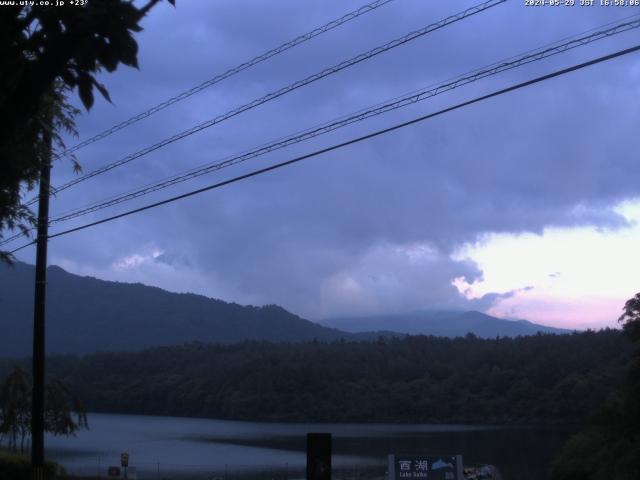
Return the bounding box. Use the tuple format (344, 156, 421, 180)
(321, 310, 571, 338)
(0, 262, 360, 357)
(0, 262, 568, 357)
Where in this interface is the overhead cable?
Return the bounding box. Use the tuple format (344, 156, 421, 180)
(53, 0, 398, 160)
(33, 0, 506, 202)
(9, 42, 640, 254)
(46, 18, 640, 225)
(4, 13, 638, 248)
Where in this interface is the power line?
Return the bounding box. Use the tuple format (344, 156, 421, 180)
(10, 42, 640, 254)
(0, 231, 26, 247)
(52, 0, 397, 161)
(4, 15, 638, 249)
(43, 17, 640, 226)
(31, 0, 506, 202)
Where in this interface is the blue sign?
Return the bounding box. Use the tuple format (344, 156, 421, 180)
(388, 454, 463, 480)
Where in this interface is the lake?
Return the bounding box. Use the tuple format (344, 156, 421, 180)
(43, 413, 575, 479)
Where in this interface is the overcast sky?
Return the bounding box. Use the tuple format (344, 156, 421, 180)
(10, 0, 640, 328)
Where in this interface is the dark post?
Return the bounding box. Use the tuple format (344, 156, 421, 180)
(31, 127, 52, 480)
(306, 433, 331, 480)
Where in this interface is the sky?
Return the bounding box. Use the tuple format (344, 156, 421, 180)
(9, 0, 640, 329)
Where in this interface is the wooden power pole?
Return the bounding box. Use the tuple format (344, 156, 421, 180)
(31, 124, 52, 480)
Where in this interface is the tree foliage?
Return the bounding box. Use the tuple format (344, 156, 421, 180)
(550, 292, 640, 480)
(0, 367, 88, 453)
(0, 86, 79, 264)
(4, 329, 628, 425)
(0, 0, 174, 260)
(619, 292, 640, 342)
(0, 368, 31, 453)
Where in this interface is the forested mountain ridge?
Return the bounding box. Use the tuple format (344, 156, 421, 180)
(0, 329, 628, 424)
(1, 262, 569, 357)
(0, 262, 355, 356)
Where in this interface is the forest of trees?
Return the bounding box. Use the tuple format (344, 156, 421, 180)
(549, 294, 640, 480)
(1, 329, 630, 425)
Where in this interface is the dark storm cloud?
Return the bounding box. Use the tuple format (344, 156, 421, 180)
(17, 0, 640, 319)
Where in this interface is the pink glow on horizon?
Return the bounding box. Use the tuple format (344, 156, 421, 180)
(486, 291, 626, 330)
(453, 200, 640, 331)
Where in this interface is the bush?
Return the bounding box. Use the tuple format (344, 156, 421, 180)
(0, 450, 62, 480)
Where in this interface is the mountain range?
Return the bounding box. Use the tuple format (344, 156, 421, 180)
(321, 310, 570, 338)
(0, 262, 569, 357)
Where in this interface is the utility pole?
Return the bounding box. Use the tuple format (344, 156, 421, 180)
(31, 121, 52, 480)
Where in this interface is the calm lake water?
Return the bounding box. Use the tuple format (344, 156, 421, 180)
(43, 413, 575, 480)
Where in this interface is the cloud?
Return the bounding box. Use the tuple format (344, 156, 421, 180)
(112, 245, 163, 271)
(453, 278, 535, 313)
(15, 1, 640, 322)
